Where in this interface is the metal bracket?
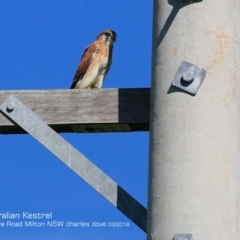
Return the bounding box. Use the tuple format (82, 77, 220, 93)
(0, 95, 147, 232)
(71, 124, 132, 133)
(172, 61, 207, 95)
(174, 233, 193, 240)
(182, 0, 202, 3)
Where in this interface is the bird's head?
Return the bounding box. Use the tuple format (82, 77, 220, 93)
(96, 30, 117, 46)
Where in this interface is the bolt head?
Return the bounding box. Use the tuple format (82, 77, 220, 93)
(182, 70, 194, 82)
(6, 102, 15, 112)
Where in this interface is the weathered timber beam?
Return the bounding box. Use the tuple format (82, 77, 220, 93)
(0, 88, 150, 134)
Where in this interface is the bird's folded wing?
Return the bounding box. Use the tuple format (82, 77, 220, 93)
(70, 43, 98, 89)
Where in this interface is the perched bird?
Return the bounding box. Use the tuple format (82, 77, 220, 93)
(70, 29, 117, 89)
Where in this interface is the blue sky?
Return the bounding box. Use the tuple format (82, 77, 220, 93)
(0, 1, 152, 239)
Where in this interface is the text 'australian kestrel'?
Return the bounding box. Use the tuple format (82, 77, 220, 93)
(0, 212, 53, 219)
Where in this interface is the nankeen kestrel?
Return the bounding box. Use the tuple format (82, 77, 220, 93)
(70, 30, 117, 89)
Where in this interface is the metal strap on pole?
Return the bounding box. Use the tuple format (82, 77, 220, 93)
(0, 95, 147, 232)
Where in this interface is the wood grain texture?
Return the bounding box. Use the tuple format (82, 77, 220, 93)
(0, 88, 150, 134)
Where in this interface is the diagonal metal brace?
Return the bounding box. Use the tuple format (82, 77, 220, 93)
(0, 95, 147, 232)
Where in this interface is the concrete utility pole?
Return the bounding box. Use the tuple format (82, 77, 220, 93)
(148, 0, 240, 239)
